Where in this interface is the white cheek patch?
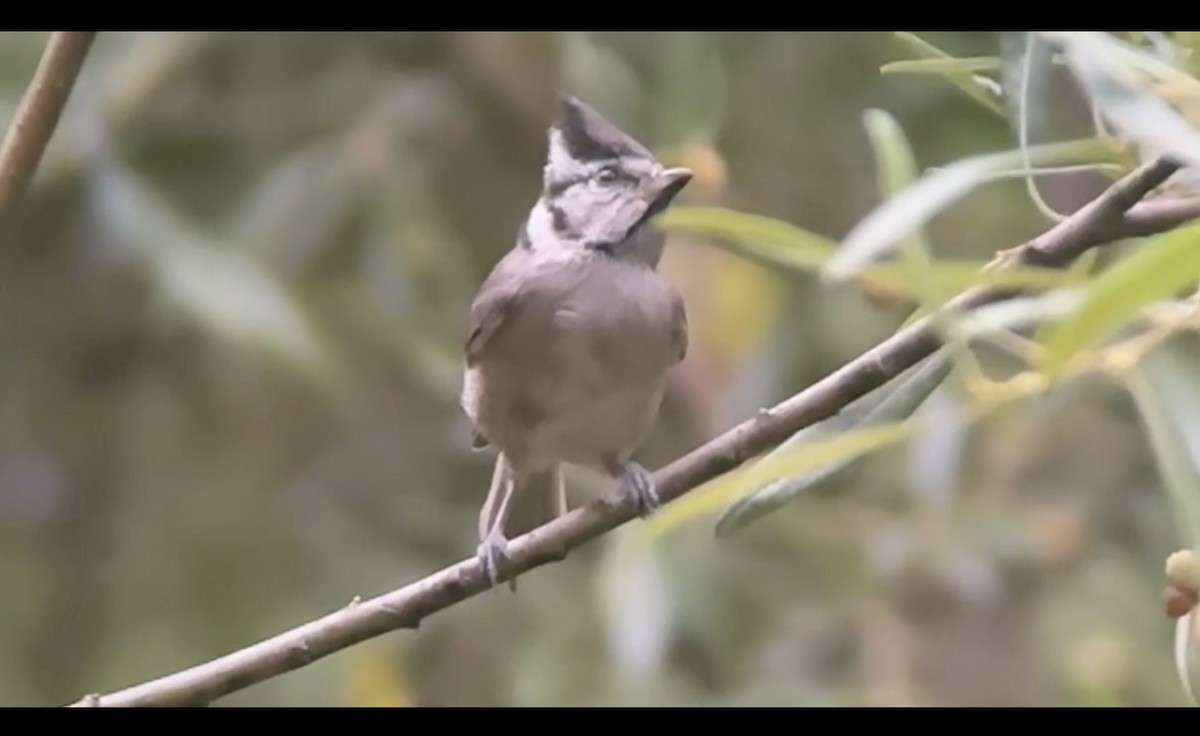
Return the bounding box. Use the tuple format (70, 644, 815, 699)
(561, 183, 619, 242)
(545, 129, 600, 184)
(525, 202, 563, 249)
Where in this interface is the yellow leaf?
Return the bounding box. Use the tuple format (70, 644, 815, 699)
(340, 642, 413, 707)
(644, 420, 919, 540)
(1038, 222, 1200, 378)
(708, 254, 786, 364)
(679, 143, 728, 198)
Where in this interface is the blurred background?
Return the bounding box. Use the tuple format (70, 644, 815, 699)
(0, 31, 1188, 707)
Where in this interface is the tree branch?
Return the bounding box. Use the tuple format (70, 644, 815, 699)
(0, 31, 97, 220)
(1112, 195, 1200, 240)
(69, 156, 1194, 707)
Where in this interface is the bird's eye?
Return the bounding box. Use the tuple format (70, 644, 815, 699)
(597, 167, 620, 184)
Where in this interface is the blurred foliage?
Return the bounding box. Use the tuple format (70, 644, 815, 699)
(0, 31, 1198, 707)
(658, 30, 1200, 705)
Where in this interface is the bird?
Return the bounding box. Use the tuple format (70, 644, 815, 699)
(460, 94, 693, 588)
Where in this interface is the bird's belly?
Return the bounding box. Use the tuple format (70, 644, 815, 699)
(463, 323, 670, 470)
(527, 379, 666, 470)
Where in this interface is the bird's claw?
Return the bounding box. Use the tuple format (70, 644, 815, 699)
(620, 461, 661, 518)
(477, 531, 517, 592)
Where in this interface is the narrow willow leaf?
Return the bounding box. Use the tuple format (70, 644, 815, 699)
(1174, 31, 1200, 79)
(229, 140, 355, 272)
(1049, 31, 1200, 166)
(827, 138, 1117, 281)
(92, 162, 338, 391)
(1142, 31, 1188, 68)
(657, 207, 836, 272)
(865, 261, 1072, 298)
(891, 32, 1006, 116)
(1065, 248, 1100, 284)
(881, 57, 1002, 75)
(1002, 31, 1067, 221)
(1038, 222, 1200, 377)
(1001, 32, 1053, 138)
(863, 106, 949, 344)
(1126, 336, 1200, 706)
(863, 109, 933, 265)
(713, 350, 954, 536)
(659, 207, 1079, 297)
(869, 260, 1076, 294)
(864, 109, 923, 203)
(645, 420, 921, 540)
(1176, 611, 1200, 706)
(954, 290, 1084, 339)
(883, 55, 1069, 77)
(597, 530, 674, 675)
(1126, 337, 1200, 545)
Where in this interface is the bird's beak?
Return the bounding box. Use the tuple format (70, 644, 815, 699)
(644, 166, 693, 217)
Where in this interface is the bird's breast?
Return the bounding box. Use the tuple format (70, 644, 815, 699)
(463, 253, 680, 468)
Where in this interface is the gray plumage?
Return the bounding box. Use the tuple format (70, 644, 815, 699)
(461, 95, 692, 587)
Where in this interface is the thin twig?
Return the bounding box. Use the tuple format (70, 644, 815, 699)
(0, 31, 97, 219)
(69, 156, 1191, 707)
(1113, 196, 1200, 240)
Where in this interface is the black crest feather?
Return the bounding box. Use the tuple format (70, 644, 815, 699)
(555, 95, 653, 163)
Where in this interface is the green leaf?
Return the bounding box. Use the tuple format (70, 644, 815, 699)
(954, 290, 1084, 339)
(1174, 31, 1200, 78)
(596, 528, 675, 675)
(657, 207, 837, 270)
(825, 137, 1118, 281)
(890, 32, 1006, 116)
(1038, 222, 1200, 377)
(1002, 32, 1067, 221)
(1126, 336, 1200, 546)
(881, 57, 1002, 75)
(659, 207, 1081, 298)
(863, 108, 943, 307)
(93, 162, 339, 392)
(228, 139, 356, 272)
(1176, 611, 1200, 706)
(645, 419, 922, 540)
(864, 109, 923, 203)
(1048, 31, 1200, 166)
(871, 260, 1078, 294)
(1126, 336, 1200, 706)
(713, 350, 954, 536)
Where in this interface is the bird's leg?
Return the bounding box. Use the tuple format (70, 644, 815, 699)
(604, 454, 661, 518)
(477, 454, 518, 590)
(552, 466, 569, 519)
(543, 466, 571, 561)
(477, 453, 508, 542)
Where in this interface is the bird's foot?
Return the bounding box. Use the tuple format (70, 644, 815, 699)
(476, 531, 517, 592)
(619, 461, 661, 518)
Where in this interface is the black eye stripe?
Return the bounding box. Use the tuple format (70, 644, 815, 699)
(546, 163, 639, 197)
(548, 203, 572, 234)
(544, 173, 586, 198)
(600, 166, 637, 184)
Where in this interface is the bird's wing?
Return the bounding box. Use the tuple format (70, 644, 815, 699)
(670, 288, 689, 364)
(465, 250, 527, 367)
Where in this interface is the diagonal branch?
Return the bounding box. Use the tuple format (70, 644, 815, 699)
(0, 31, 97, 220)
(70, 156, 1197, 707)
